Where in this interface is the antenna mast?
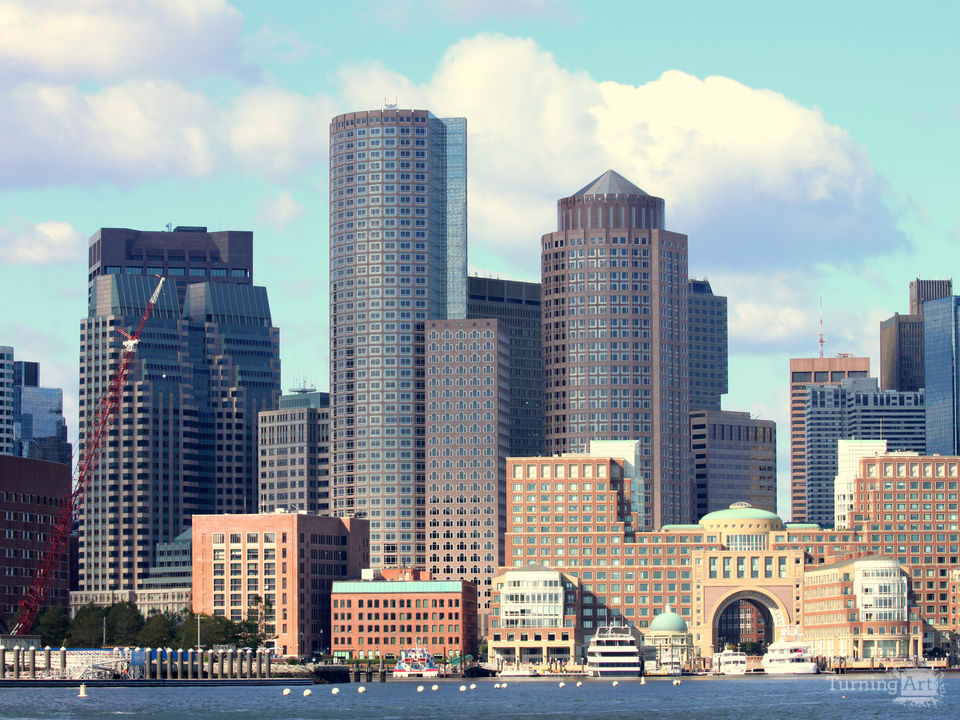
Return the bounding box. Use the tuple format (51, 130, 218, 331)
(817, 297, 826, 359)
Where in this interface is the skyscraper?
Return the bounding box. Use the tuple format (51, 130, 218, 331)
(541, 170, 689, 529)
(804, 377, 925, 526)
(0, 346, 12, 455)
(880, 278, 952, 392)
(75, 226, 280, 608)
(12, 359, 72, 465)
(688, 279, 728, 412)
(789, 356, 870, 522)
(924, 295, 960, 455)
(329, 108, 467, 569)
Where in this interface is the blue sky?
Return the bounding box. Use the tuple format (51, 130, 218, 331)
(1, 0, 958, 518)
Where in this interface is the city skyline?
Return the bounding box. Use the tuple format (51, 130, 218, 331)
(1, 1, 958, 518)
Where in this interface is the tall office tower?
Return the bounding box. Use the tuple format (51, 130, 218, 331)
(924, 295, 960, 454)
(880, 278, 952, 391)
(76, 226, 280, 608)
(258, 388, 331, 514)
(12, 359, 72, 465)
(329, 108, 467, 569)
(425, 319, 509, 614)
(789, 356, 869, 522)
(466, 276, 543, 457)
(804, 377, 925, 526)
(541, 170, 689, 529)
(0, 346, 12, 454)
(688, 279, 728, 411)
(690, 410, 776, 519)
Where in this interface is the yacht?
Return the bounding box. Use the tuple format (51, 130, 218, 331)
(712, 649, 748, 675)
(585, 625, 656, 678)
(761, 634, 819, 675)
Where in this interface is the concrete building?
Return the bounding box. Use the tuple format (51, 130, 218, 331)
(880, 278, 952, 392)
(690, 410, 776, 518)
(328, 108, 467, 570)
(425, 319, 509, 616)
(789, 356, 870, 522)
(0, 456, 71, 631)
(804, 377, 925, 527)
(833, 439, 891, 530)
(137, 529, 193, 616)
(331, 568, 477, 662)
(258, 389, 331, 514)
(466, 276, 543, 457)
(11, 359, 71, 465)
(75, 226, 281, 610)
(688, 279, 727, 412)
(541, 170, 690, 529)
(0, 346, 12, 455)
(924, 295, 960, 455)
(192, 512, 369, 658)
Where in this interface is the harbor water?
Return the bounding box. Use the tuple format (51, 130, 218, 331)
(0, 675, 956, 719)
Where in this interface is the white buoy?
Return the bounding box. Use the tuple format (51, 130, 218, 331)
(358, 685, 367, 694)
(331, 687, 340, 695)
(612, 680, 619, 687)
(282, 688, 291, 696)
(640, 676, 646, 685)
(417, 685, 425, 693)
(494, 683, 501, 689)
(673, 679, 682, 686)
(459, 684, 467, 692)
(303, 689, 312, 697)
(77, 684, 88, 698)
(576, 681, 583, 687)
(558, 681, 565, 688)
(469, 683, 477, 690)
(431, 684, 439, 691)
(501, 682, 508, 688)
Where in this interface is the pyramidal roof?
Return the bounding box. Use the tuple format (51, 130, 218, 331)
(573, 170, 648, 197)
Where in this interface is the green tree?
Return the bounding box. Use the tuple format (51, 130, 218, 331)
(66, 603, 107, 647)
(106, 601, 145, 646)
(136, 612, 174, 648)
(33, 606, 70, 647)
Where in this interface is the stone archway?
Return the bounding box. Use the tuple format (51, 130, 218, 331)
(708, 588, 790, 654)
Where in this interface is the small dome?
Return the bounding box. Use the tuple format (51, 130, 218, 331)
(649, 604, 687, 633)
(700, 502, 782, 525)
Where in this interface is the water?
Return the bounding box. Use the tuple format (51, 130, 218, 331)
(0, 675, 955, 719)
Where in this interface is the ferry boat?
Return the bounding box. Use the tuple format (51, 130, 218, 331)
(761, 634, 819, 675)
(712, 649, 748, 675)
(392, 648, 440, 678)
(585, 624, 656, 678)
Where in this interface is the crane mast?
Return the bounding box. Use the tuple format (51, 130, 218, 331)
(11, 277, 166, 635)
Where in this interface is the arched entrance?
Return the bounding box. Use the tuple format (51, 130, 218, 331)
(709, 589, 789, 654)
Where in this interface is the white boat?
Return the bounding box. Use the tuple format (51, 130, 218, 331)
(498, 666, 540, 677)
(392, 648, 440, 678)
(712, 650, 748, 675)
(585, 624, 656, 678)
(761, 634, 819, 675)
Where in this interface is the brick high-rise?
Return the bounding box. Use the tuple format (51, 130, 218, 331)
(541, 170, 690, 529)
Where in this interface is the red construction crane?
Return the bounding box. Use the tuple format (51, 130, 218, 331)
(12, 277, 167, 635)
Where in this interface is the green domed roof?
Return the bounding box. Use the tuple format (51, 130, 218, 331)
(649, 604, 687, 633)
(700, 501, 781, 524)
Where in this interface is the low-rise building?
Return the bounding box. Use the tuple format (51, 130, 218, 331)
(192, 512, 368, 658)
(331, 569, 477, 662)
(646, 605, 694, 672)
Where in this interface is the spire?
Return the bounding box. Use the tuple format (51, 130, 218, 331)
(817, 297, 826, 359)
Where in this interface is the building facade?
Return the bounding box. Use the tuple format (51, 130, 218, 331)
(425, 319, 509, 615)
(688, 279, 727, 412)
(75, 226, 280, 609)
(11, 359, 71, 465)
(192, 512, 369, 658)
(924, 295, 960, 455)
(833, 439, 891, 530)
(880, 278, 952, 393)
(789, 356, 870, 522)
(331, 569, 477, 661)
(0, 455, 71, 631)
(0, 346, 12, 455)
(690, 409, 776, 518)
(258, 389, 331, 514)
(804, 377, 925, 527)
(466, 276, 543, 457)
(541, 170, 690, 529)
(328, 108, 467, 570)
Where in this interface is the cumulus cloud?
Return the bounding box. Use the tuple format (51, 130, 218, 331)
(0, 219, 85, 263)
(258, 191, 306, 229)
(0, 0, 246, 83)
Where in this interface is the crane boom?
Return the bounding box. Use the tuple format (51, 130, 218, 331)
(12, 277, 166, 635)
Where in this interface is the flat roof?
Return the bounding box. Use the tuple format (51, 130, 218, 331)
(332, 581, 466, 594)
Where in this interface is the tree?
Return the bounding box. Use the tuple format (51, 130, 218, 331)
(106, 602, 144, 646)
(66, 603, 107, 647)
(137, 612, 174, 649)
(33, 607, 70, 647)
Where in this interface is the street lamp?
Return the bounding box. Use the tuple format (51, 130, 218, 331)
(196, 615, 201, 650)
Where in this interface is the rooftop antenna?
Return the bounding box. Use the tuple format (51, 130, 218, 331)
(817, 297, 826, 359)
(165, 223, 172, 232)
(384, 97, 398, 110)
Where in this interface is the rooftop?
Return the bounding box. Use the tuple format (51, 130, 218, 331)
(573, 170, 648, 197)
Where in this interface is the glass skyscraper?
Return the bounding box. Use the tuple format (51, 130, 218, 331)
(924, 295, 960, 455)
(329, 108, 467, 569)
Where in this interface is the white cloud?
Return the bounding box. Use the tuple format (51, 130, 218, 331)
(258, 191, 306, 229)
(0, 219, 84, 263)
(0, 0, 245, 83)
